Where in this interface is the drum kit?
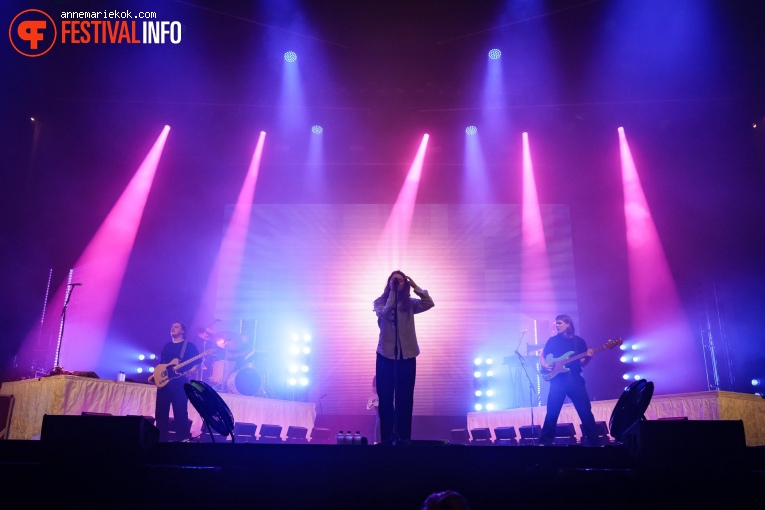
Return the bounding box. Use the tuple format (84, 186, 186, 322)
(197, 327, 271, 398)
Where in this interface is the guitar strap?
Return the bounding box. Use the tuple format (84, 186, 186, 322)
(177, 339, 189, 376)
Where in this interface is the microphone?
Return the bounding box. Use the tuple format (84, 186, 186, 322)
(68, 283, 83, 286)
(515, 329, 527, 354)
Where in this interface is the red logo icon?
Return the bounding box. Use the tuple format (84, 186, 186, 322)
(9, 9, 57, 57)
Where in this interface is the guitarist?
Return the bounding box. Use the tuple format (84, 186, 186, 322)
(538, 315, 601, 446)
(148, 322, 202, 442)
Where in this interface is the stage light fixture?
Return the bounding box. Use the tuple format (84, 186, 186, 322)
(311, 125, 323, 134)
(474, 357, 482, 365)
(136, 367, 143, 373)
(466, 125, 477, 135)
(474, 403, 483, 411)
(474, 371, 482, 378)
(620, 356, 628, 363)
(632, 356, 639, 362)
(488, 48, 501, 59)
(752, 379, 762, 387)
(138, 354, 145, 361)
(474, 390, 482, 397)
(284, 51, 297, 62)
(149, 354, 156, 360)
(623, 374, 630, 380)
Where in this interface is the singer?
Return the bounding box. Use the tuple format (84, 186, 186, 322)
(372, 270, 434, 444)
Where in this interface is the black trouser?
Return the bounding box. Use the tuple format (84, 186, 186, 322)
(155, 379, 191, 442)
(540, 372, 599, 445)
(376, 353, 416, 442)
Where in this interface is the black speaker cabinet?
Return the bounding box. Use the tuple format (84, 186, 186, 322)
(622, 419, 746, 470)
(41, 414, 159, 464)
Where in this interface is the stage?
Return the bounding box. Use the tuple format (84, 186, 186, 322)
(2, 378, 765, 508)
(0, 375, 316, 441)
(1, 434, 764, 509)
(468, 390, 765, 446)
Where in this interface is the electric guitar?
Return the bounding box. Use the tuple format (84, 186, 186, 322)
(151, 349, 216, 388)
(540, 338, 622, 381)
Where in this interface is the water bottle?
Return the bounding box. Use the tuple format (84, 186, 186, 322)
(336, 430, 344, 445)
(353, 431, 361, 446)
(345, 430, 353, 445)
(117, 371, 126, 382)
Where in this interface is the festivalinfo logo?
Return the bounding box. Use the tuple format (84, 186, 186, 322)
(9, 8, 183, 57)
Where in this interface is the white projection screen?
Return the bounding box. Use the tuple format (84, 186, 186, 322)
(215, 204, 578, 416)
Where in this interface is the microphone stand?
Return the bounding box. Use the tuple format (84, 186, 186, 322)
(50, 283, 79, 375)
(514, 332, 539, 446)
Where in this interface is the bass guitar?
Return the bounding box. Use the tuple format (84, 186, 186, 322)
(151, 349, 216, 388)
(540, 338, 622, 381)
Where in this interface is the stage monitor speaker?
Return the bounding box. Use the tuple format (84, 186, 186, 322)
(622, 419, 746, 470)
(41, 414, 159, 464)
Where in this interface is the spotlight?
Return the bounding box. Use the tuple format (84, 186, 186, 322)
(475, 390, 482, 397)
(311, 125, 323, 134)
(753, 379, 762, 387)
(485, 358, 493, 365)
(474, 357, 483, 365)
(148, 367, 154, 373)
(299, 377, 308, 386)
(474, 403, 483, 411)
(633, 374, 641, 380)
(486, 370, 494, 377)
(284, 51, 297, 62)
(486, 403, 495, 411)
(302, 346, 310, 355)
(632, 356, 639, 363)
(149, 354, 156, 360)
(137, 367, 143, 373)
(622, 374, 630, 380)
(138, 354, 145, 361)
(486, 389, 494, 397)
(474, 371, 482, 378)
(620, 356, 628, 363)
(465, 126, 477, 135)
(488, 48, 501, 59)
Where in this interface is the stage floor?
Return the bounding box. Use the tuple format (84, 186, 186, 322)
(2, 437, 764, 509)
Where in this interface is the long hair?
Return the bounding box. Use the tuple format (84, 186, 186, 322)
(373, 270, 412, 310)
(555, 314, 575, 337)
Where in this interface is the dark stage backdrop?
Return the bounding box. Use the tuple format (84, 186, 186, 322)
(214, 203, 578, 416)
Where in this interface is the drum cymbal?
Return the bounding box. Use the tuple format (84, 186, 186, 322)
(215, 331, 244, 350)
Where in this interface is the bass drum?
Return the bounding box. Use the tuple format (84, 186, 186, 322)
(226, 367, 262, 396)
